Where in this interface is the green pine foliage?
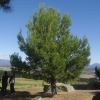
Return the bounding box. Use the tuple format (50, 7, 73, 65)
(10, 6, 90, 83)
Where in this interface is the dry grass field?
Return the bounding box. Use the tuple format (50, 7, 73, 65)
(0, 67, 98, 100)
(0, 77, 99, 100)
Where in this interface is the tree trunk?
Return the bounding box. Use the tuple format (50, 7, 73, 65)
(50, 77, 57, 95)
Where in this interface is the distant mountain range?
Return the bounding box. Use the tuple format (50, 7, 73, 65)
(88, 63, 100, 69)
(0, 58, 100, 69)
(0, 59, 11, 67)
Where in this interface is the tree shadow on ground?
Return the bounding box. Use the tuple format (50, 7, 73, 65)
(0, 90, 53, 100)
(92, 92, 100, 100)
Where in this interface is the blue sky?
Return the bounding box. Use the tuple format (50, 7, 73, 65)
(0, 0, 100, 64)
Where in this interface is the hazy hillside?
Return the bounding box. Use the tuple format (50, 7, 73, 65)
(0, 59, 11, 67)
(80, 65, 96, 79)
(88, 63, 100, 68)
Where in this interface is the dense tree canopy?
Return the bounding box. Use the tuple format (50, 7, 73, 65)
(10, 6, 90, 83)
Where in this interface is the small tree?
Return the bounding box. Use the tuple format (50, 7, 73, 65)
(10, 6, 90, 86)
(10, 53, 29, 75)
(10, 52, 23, 74)
(95, 66, 100, 80)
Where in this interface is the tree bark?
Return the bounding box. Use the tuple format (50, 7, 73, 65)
(50, 77, 57, 95)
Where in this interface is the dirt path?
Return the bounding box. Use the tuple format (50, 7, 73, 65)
(0, 86, 100, 100)
(76, 90, 100, 93)
(42, 91, 94, 100)
(27, 86, 100, 100)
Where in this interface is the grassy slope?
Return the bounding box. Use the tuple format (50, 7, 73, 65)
(0, 69, 98, 100)
(0, 78, 43, 90)
(0, 68, 43, 90)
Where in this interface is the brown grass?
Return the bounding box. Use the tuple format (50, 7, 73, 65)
(0, 78, 100, 100)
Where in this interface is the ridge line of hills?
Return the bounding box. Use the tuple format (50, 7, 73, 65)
(0, 59, 100, 68)
(0, 59, 11, 67)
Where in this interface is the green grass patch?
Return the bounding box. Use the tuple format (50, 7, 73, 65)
(14, 78, 43, 89)
(0, 78, 43, 90)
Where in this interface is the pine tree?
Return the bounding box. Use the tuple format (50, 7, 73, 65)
(10, 6, 90, 84)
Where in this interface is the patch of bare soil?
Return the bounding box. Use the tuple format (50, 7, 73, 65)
(42, 92, 93, 100)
